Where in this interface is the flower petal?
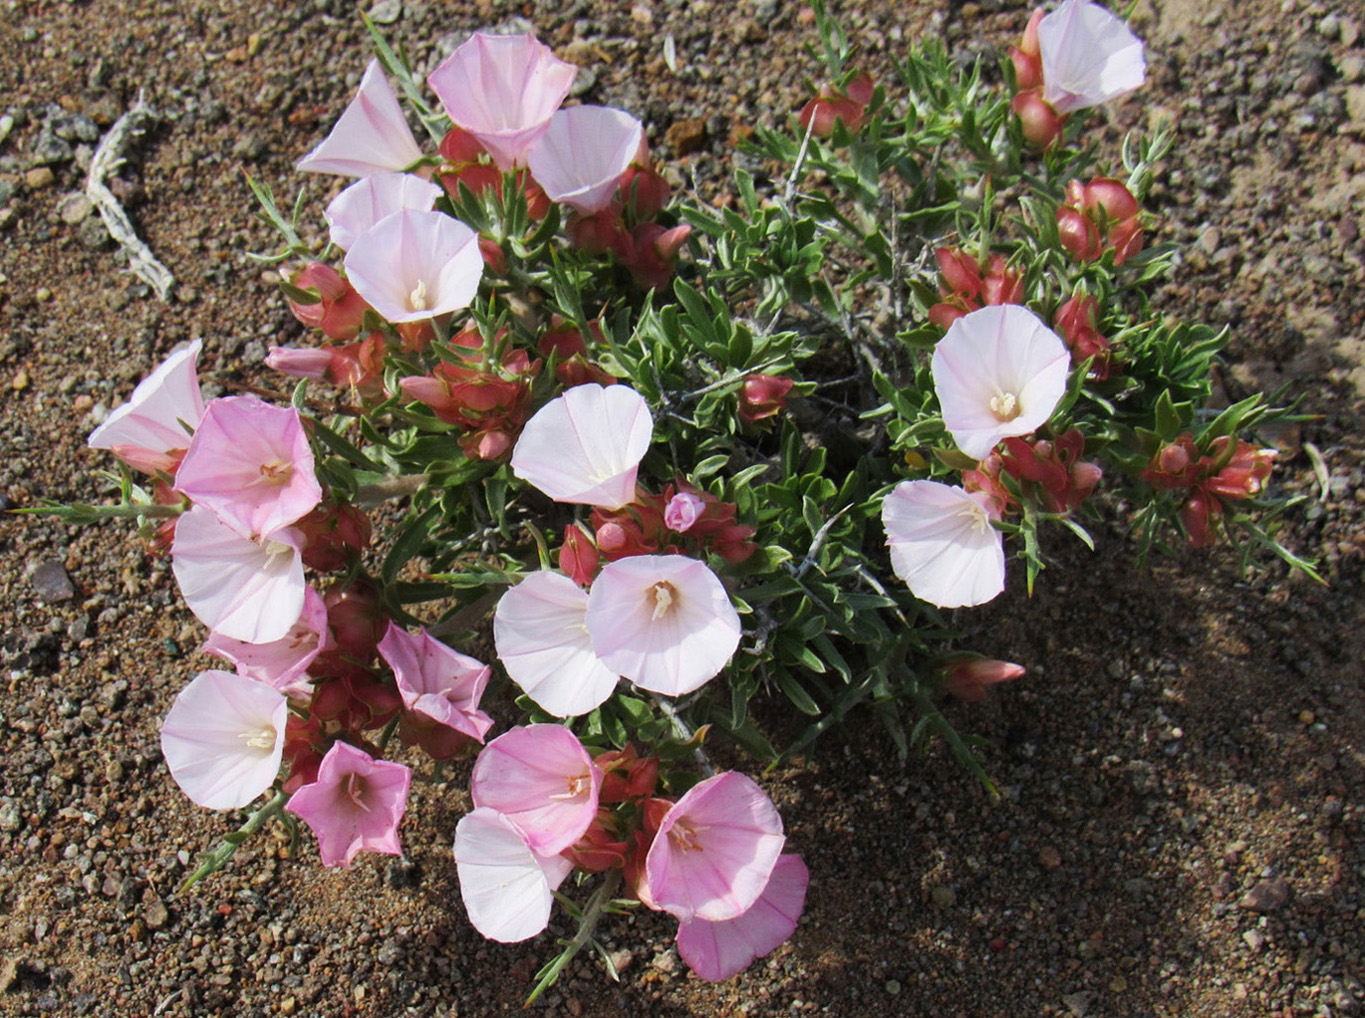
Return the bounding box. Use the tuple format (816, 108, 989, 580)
(882, 480, 1006, 608)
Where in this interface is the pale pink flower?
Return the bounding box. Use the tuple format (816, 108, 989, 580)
(285, 741, 412, 868)
(664, 491, 706, 533)
(931, 304, 1070, 461)
(882, 480, 1006, 609)
(202, 586, 331, 701)
(377, 622, 493, 743)
(676, 853, 810, 981)
(1038, 0, 1146, 115)
(265, 346, 332, 381)
(427, 32, 577, 170)
(175, 395, 322, 541)
(641, 771, 785, 922)
(87, 339, 205, 474)
(296, 59, 424, 177)
(526, 105, 643, 214)
(585, 555, 741, 697)
(171, 506, 306, 643)
(493, 571, 620, 717)
(469, 724, 603, 856)
(325, 171, 443, 251)
(510, 384, 653, 509)
(453, 806, 575, 943)
(159, 669, 288, 810)
(342, 209, 483, 324)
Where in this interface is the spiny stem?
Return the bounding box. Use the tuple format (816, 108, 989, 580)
(526, 868, 623, 1005)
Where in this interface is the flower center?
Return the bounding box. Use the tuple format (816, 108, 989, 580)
(240, 725, 278, 752)
(989, 391, 1020, 422)
(258, 459, 294, 486)
(649, 581, 677, 621)
(342, 772, 372, 813)
(407, 278, 430, 312)
(667, 819, 705, 853)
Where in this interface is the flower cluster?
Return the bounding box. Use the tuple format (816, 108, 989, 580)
(1141, 434, 1276, 547)
(454, 726, 807, 982)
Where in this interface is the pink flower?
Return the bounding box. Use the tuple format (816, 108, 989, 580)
(171, 505, 306, 643)
(493, 571, 620, 717)
(202, 585, 331, 701)
(664, 492, 707, 533)
(641, 771, 785, 922)
(159, 669, 288, 810)
(526, 105, 643, 214)
(265, 346, 332, 381)
(325, 172, 443, 251)
(586, 555, 741, 697)
(285, 741, 412, 868)
(510, 384, 654, 509)
(942, 656, 1026, 703)
(296, 59, 424, 177)
(1038, 0, 1146, 115)
(882, 480, 1006, 609)
(377, 623, 493, 743)
(87, 339, 205, 474)
(427, 32, 578, 170)
(931, 304, 1071, 461)
(676, 853, 809, 981)
(175, 396, 322, 542)
(453, 806, 575, 943)
(342, 210, 483, 324)
(470, 724, 603, 856)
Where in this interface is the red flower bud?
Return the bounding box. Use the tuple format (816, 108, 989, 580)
(1011, 89, 1066, 149)
(942, 656, 1026, 703)
(559, 524, 600, 586)
(297, 501, 373, 572)
(323, 579, 388, 663)
(738, 372, 795, 426)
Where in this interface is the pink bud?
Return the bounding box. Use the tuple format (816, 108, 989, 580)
(935, 247, 982, 299)
(559, 524, 600, 586)
(1011, 89, 1065, 149)
(664, 492, 707, 533)
(739, 373, 795, 426)
(942, 657, 1026, 703)
(267, 346, 332, 381)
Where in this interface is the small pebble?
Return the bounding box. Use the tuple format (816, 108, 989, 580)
(25, 166, 55, 190)
(30, 560, 76, 602)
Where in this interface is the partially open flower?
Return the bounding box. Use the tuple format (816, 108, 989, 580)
(171, 506, 306, 644)
(453, 807, 575, 942)
(378, 623, 493, 747)
(87, 339, 205, 475)
(527, 105, 644, 214)
(641, 771, 785, 922)
(511, 383, 654, 509)
(493, 571, 621, 718)
(344, 210, 484, 325)
(296, 59, 424, 177)
(675, 853, 810, 981)
(585, 555, 742, 697)
(285, 741, 412, 868)
(882, 480, 1006, 609)
(160, 669, 289, 810)
(1037, 0, 1146, 115)
(470, 724, 603, 856)
(931, 304, 1071, 461)
(427, 32, 577, 170)
(175, 396, 322, 542)
(325, 172, 443, 251)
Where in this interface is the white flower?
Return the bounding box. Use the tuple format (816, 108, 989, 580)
(1038, 0, 1147, 115)
(882, 480, 1006, 608)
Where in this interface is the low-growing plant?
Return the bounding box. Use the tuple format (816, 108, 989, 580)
(31, 0, 1315, 998)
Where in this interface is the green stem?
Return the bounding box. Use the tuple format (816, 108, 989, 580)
(178, 789, 289, 894)
(526, 869, 623, 1005)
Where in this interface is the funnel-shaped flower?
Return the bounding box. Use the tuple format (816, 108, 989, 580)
(1038, 0, 1146, 115)
(88, 339, 205, 474)
(931, 304, 1070, 461)
(470, 724, 603, 856)
(285, 741, 412, 868)
(325, 171, 443, 251)
(527, 105, 643, 214)
(377, 623, 494, 743)
(297, 60, 424, 177)
(171, 506, 306, 643)
(882, 480, 1006, 609)
(453, 806, 575, 943)
(511, 384, 653, 509)
(175, 396, 322, 541)
(586, 555, 741, 697)
(427, 32, 577, 170)
(343, 210, 484, 325)
(159, 669, 288, 810)
(493, 571, 620, 717)
(202, 585, 330, 701)
(642, 771, 785, 922)
(676, 853, 810, 981)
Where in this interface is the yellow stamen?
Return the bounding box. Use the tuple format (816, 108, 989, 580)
(989, 391, 1020, 421)
(408, 278, 429, 312)
(650, 581, 676, 621)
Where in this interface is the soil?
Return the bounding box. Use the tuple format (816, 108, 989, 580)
(2, 0, 1365, 1016)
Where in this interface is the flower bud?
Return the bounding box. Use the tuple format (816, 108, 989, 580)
(941, 656, 1026, 703)
(559, 524, 600, 586)
(323, 578, 388, 663)
(625, 223, 691, 291)
(935, 247, 983, 299)
(297, 501, 373, 572)
(738, 372, 795, 426)
(288, 263, 370, 342)
(664, 491, 707, 533)
(1011, 89, 1065, 149)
